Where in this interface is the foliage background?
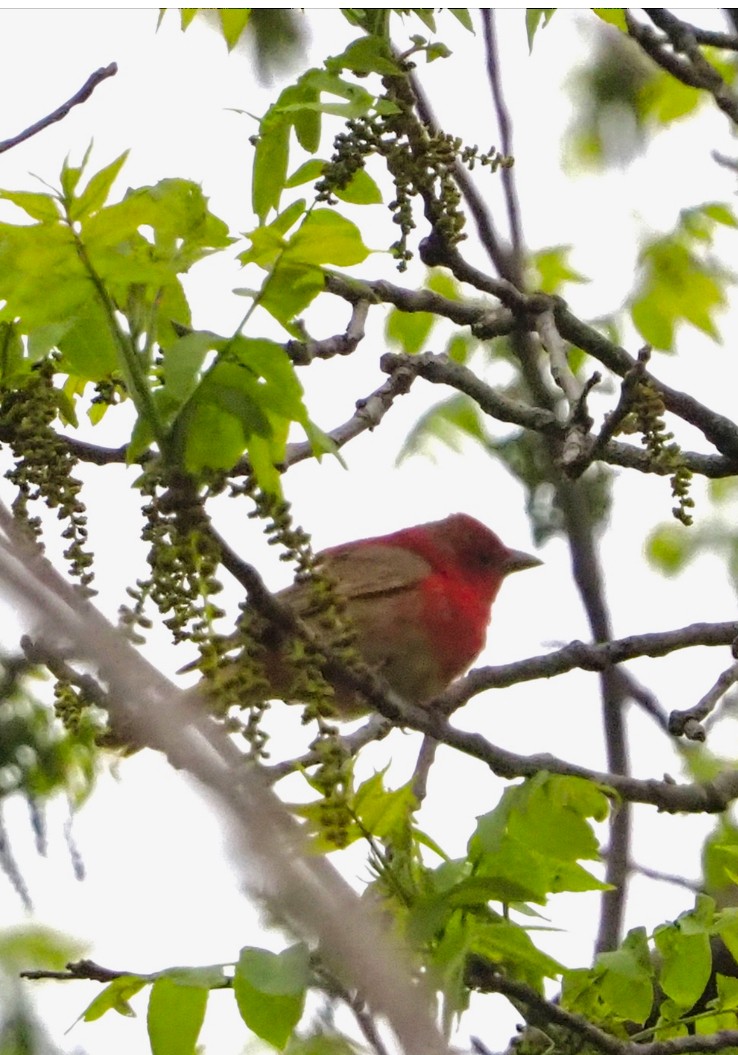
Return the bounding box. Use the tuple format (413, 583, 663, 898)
(1, 7, 738, 1055)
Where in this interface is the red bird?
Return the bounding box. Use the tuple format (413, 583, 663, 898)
(229, 513, 541, 715)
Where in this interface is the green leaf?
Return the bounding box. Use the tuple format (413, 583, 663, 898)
(253, 113, 290, 221)
(82, 975, 148, 1021)
(654, 920, 712, 1008)
(600, 940, 654, 1020)
(562, 928, 654, 1026)
(180, 399, 248, 474)
(630, 230, 732, 351)
(326, 35, 402, 76)
(525, 9, 555, 53)
(161, 331, 214, 402)
(302, 418, 344, 464)
(57, 298, 119, 381)
(645, 524, 696, 575)
(147, 976, 208, 1055)
(278, 74, 381, 120)
(272, 199, 308, 236)
(426, 42, 452, 62)
(233, 944, 309, 1050)
(236, 338, 306, 410)
(60, 147, 89, 203)
(597, 937, 654, 1022)
(530, 245, 588, 294)
(285, 159, 327, 188)
(0, 321, 25, 382)
(274, 76, 323, 153)
(385, 305, 435, 354)
(592, 9, 627, 31)
(69, 150, 129, 221)
(82, 178, 231, 279)
(470, 917, 563, 988)
(703, 822, 738, 893)
(638, 70, 702, 127)
(0, 925, 85, 970)
(334, 168, 383, 205)
(0, 190, 60, 223)
(288, 209, 370, 265)
(446, 334, 471, 363)
(257, 261, 325, 326)
(715, 974, 738, 1012)
(240, 200, 306, 268)
(450, 9, 475, 33)
(353, 773, 417, 839)
(468, 774, 609, 903)
(426, 270, 459, 299)
(700, 201, 738, 228)
(218, 8, 251, 50)
(396, 394, 487, 465)
(0, 222, 87, 329)
(173, 336, 311, 486)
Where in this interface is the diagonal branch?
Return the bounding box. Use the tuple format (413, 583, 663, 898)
(0, 502, 448, 1055)
(444, 620, 738, 704)
(0, 63, 118, 155)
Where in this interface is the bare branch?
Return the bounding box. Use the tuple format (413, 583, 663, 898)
(264, 715, 392, 784)
(669, 660, 738, 741)
(413, 716, 738, 815)
(0, 63, 118, 155)
(537, 308, 583, 407)
(445, 621, 738, 703)
(472, 972, 738, 1055)
(554, 303, 738, 461)
(283, 362, 418, 470)
(406, 67, 513, 278)
(642, 10, 738, 125)
(410, 735, 438, 804)
(286, 299, 370, 364)
(481, 11, 523, 257)
(379, 350, 560, 436)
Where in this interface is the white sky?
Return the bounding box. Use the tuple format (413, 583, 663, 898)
(1, 8, 738, 1055)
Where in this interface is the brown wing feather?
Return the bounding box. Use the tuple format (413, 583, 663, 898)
(279, 543, 431, 616)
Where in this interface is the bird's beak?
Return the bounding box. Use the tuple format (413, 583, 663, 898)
(503, 548, 543, 575)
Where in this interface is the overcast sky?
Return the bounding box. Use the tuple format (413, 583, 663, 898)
(2, 9, 738, 1055)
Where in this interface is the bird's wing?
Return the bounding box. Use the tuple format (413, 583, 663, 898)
(281, 543, 430, 615)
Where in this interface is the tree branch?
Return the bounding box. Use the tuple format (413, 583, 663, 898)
(411, 715, 738, 815)
(475, 973, 738, 1055)
(447, 621, 738, 703)
(640, 10, 738, 125)
(0, 502, 448, 1055)
(481, 10, 523, 258)
(282, 362, 418, 470)
(0, 63, 118, 155)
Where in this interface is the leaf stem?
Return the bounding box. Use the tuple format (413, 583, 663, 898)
(69, 228, 169, 457)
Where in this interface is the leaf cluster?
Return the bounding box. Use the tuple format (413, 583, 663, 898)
(6, 9, 738, 1055)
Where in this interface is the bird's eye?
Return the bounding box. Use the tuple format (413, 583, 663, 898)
(475, 552, 497, 568)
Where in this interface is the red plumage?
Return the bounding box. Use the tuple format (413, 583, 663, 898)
(233, 513, 541, 715)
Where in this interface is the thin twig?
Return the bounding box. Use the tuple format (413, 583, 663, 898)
(669, 660, 738, 741)
(410, 735, 438, 804)
(286, 300, 370, 365)
(406, 62, 513, 278)
(263, 715, 392, 783)
(446, 621, 738, 704)
(481, 11, 523, 257)
(282, 362, 418, 470)
(0, 64, 118, 155)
